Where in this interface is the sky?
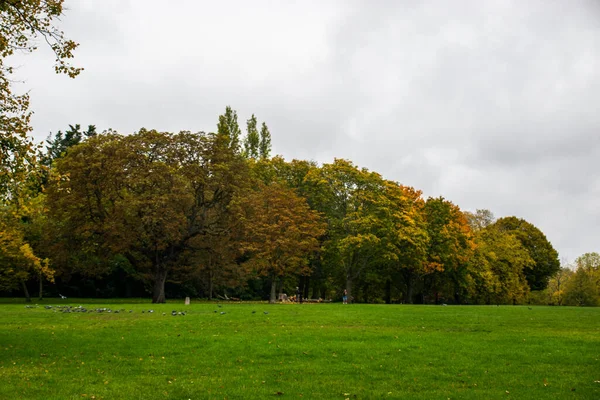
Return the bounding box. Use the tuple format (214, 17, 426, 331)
(11, 0, 600, 262)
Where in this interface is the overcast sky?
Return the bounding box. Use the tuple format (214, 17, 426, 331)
(12, 0, 600, 262)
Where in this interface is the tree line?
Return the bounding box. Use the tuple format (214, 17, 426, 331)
(3, 108, 597, 305)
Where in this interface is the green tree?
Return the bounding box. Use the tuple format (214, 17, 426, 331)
(493, 217, 560, 291)
(217, 106, 242, 152)
(259, 122, 271, 159)
(243, 114, 259, 159)
(305, 159, 385, 302)
(42, 124, 97, 166)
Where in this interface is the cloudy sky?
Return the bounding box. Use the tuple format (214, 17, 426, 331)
(12, 0, 600, 262)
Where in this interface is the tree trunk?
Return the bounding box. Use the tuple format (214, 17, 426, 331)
(303, 276, 310, 300)
(208, 270, 214, 301)
(152, 267, 168, 304)
(269, 277, 277, 304)
(21, 280, 31, 303)
(38, 273, 43, 300)
(385, 279, 392, 304)
(404, 270, 413, 304)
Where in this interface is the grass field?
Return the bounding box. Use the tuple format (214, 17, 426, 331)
(0, 300, 598, 399)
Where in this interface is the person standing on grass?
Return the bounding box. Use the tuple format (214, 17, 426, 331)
(296, 287, 300, 303)
(343, 289, 348, 304)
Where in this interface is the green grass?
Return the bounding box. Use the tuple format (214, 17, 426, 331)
(0, 300, 598, 399)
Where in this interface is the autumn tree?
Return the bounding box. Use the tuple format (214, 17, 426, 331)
(542, 265, 573, 305)
(304, 159, 386, 302)
(493, 217, 560, 291)
(467, 225, 533, 304)
(1, 0, 81, 202)
(372, 182, 429, 303)
(235, 182, 325, 303)
(563, 252, 600, 306)
(422, 197, 475, 304)
(46, 129, 249, 303)
(0, 203, 52, 301)
(0, 1, 80, 299)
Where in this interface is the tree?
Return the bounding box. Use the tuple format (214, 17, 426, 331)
(42, 124, 97, 166)
(464, 209, 495, 232)
(563, 253, 600, 306)
(46, 129, 249, 303)
(243, 114, 259, 159)
(235, 182, 325, 303)
(564, 267, 599, 306)
(0, 204, 53, 301)
(375, 182, 429, 304)
(217, 106, 242, 152)
(493, 217, 560, 291)
(304, 159, 385, 302)
(0, 1, 79, 299)
(1, 0, 81, 200)
(422, 197, 476, 304)
(467, 225, 533, 304)
(259, 122, 271, 159)
(543, 266, 573, 305)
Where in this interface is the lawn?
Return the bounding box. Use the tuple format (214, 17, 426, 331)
(0, 300, 598, 399)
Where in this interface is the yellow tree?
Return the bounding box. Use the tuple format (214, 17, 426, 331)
(544, 266, 573, 305)
(0, 209, 52, 301)
(235, 182, 326, 303)
(467, 226, 534, 304)
(423, 197, 476, 304)
(1, 1, 79, 299)
(370, 182, 429, 303)
(1, 0, 81, 203)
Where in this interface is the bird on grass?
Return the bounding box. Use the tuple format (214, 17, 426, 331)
(59, 294, 67, 299)
(264, 311, 269, 315)
(252, 310, 256, 314)
(220, 311, 226, 315)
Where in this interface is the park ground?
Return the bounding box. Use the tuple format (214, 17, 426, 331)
(0, 299, 598, 399)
